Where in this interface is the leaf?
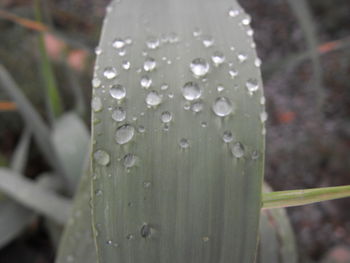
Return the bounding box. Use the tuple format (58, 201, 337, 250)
(55, 163, 97, 263)
(0, 168, 71, 225)
(0, 64, 67, 182)
(52, 113, 89, 191)
(91, 0, 265, 262)
(258, 184, 297, 263)
(10, 128, 31, 173)
(0, 199, 35, 249)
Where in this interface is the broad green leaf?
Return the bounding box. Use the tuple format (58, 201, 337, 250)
(0, 199, 35, 249)
(55, 163, 97, 263)
(52, 112, 89, 191)
(91, 0, 265, 262)
(0, 168, 71, 224)
(258, 184, 297, 263)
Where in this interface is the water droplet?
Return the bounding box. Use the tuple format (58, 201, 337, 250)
(201, 121, 207, 127)
(179, 138, 189, 149)
(190, 58, 210, 77)
(246, 29, 254, 37)
(254, 58, 262, 67)
(211, 51, 225, 66)
(182, 82, 202, 101)
(202, 35, 214, 47)
(140, 76, 152, 88)
(238, 53, 248, 63)
(222, 131, 233, 143)
(145, 91, 162, 106)
(161, 111, 172, 123)
(212, 97, 233, 117)
(122, 60, 131, 70)
(106, 240, 113, 245)
(140, 224, 151, 238)
(160, 84, 169, 90)
(94, 150, 110, 165)
(251, 150, 259, 160)
(228, 8, 240, 17)
(202, 236, 210, 242)
(126, 234, 134, 240)
(103, 67, 117, 80)
(112, 38, 125, 49)
(260, 112, 268, 123)
(217, 85, 225, 92)
(231, 142, 245, 158)
(125, 37, 132, 45)
(109, 84, 126, 100)
(118, 49, 126, 56)
(95, 47, 102, 55)
(123, 153, 137, 168)
(168, 32, 179, 43)
(143, 57, 157, 72)
(146, 36, 160, 49)
(260, 96, 266, 105)
(242, 15, 252, 26)
(138, 125, 145, 133)
(112, 107, 126, 122)
(115, 124, 135, 144)
(246, 78, 259, 95)
(228, 68, 238, 79)
(191, 101, 203, 113)
(193, 28, 202, 37)
(92, 77, 101, 88)
(92, 96, 103, 112)
(143, 181, 151, 188)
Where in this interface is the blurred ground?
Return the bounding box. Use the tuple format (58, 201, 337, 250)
(0, 0, 350, 262)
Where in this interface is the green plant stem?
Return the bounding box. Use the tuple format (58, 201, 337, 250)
(34, 0, 62, 120)
(262, 185, 350, 209)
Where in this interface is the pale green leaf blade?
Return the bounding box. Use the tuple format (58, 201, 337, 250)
(91, 0, 265, 263)
(0, 168, 71, 224)
(52, 112, 89, 191)
(10, 128, 31, 173)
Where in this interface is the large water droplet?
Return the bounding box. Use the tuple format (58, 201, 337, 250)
(212, 97, 233, 117)
(143, 57, 157, 72)
(123, 153, 137, 168)
(190, 58, 210, 77)
(161, 111, 172, 123)
(140, 76, 152, 88)
(112, 38, 125, 49)
(145, 91, 162, 106)
(115, 124, 135, 144)
(231, 142, 245, 158)
(246, 78, 259, 95)
(94, 150, 110, 166)
(179, 138, 189, 149)
(109, 84, 126, 100)
(211, 51, 225, 66)
(103, 67, 117, 80)
(112, 107, 126, 122)
(222, 131, 233, 143)
(182, 82, 202, 101)
(92, 96, 103, 112)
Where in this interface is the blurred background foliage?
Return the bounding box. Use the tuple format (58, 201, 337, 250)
(0, 0, 350, 262)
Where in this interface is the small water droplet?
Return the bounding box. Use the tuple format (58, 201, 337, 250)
(260, 112, 268, 123)
(246, 78, 259, 95)
(254, 58, 262, 67)
(161, 111, 172, 123)
(246, 29, 254, 36)
(92, 77, 101, 88)
(118, 49, 126, 56)
(168, 32, 179, 43)
(126, 234, 134, 240)
(228, 68, 238, 79)
(202, 236, 210, 242)
(160, 84, 169, 90)
(217, 85, 225, 92)
(231, 142, 245, 158)
(179, 138, 189, 149)
(146, 36, 160, 49)
(191, 101, 203, 113)
(193, 27, 202, 37)
(140, 224, 151, 238)
(145, 91, 162, 106)
(94, 150, 110, 165)
(92, 96, 103, 112)
(222, 131, 233, 143)
(201, 121, 207, 127)
(202, 35, 214, 47)
(190, 58, 210, 77)
(143, 181, 151, 188)
(182, 82, 202, 101)
(106, 240, 113, 245)
(228, 8, 240, 17)
(212, 97, 233, 117)
(109, 84, 126, 100)
(112, 38, 125, 49)
(115, 124, 135, 144)
(138, 125, 145, 133)
(95, 47, 102, 55)
(103, 67, 117, 80)
(211, 51, 225, 66)
(140, 76, 152, 88)
(242, 15, 252, 26)
(112, 107, 126, 122)
(238, 53, 248, 63)
(123, 153, 137, 168)
(143, 57, 157, 72)
(122, 60, 131, 70)
(251, 150, 259, 160)
(260, 96, 266, 105)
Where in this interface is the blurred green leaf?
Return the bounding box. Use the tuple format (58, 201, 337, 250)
(10, 128, 31, 173)
(51, 112, 89, 191)
(0, 168, 71, 224)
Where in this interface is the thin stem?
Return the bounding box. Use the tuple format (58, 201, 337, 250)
(262, 185, 350, 209)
